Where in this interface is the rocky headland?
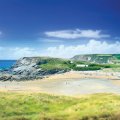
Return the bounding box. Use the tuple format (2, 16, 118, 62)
(0, 57, 70, 81)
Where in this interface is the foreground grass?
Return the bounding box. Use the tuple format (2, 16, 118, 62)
(1, 92, 120, 120)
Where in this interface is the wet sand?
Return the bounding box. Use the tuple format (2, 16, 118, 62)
(0, 71, 120, 96)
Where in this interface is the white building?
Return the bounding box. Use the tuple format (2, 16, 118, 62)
(76, 64, 88, 67)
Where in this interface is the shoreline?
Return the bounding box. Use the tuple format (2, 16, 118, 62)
(0, 71, 120, 95)
(40, 71, 120, 83)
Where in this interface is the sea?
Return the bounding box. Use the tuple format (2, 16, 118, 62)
(0, 60, 16, 70)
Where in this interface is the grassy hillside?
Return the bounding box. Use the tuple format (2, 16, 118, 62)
(38, 58, 71, 71)
(38, 58, 100, 71)
(71, 54, 120, 64)
(1, 92, 120, 120)
(36, 57, 120, 71)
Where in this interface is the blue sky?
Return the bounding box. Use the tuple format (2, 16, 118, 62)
(0, 0, 120, 59)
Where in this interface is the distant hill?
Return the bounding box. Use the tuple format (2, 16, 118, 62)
(71, 54, 120, 64)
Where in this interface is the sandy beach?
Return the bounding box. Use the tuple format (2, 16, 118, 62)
(0, 71, 120, 96)
(43, 70, 120, 80)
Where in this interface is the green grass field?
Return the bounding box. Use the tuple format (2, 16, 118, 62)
(39, 58, 70, 71)
(37, 57, 120, 71)
(1, 92, 120, 120)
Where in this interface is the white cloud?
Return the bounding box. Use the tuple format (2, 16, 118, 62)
(0, 47, 40, 59)
(44, 40, 120, 58)
(45, 29, 110, 39)
(0, 40, 120, 59)
(40, 39, 63, 43)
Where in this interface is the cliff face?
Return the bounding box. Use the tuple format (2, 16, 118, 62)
(11, 57, 43, 79)
(0, 57, 69, 81)
(71, 54, 120, 64)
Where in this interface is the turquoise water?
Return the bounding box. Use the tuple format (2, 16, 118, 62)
(0, 60, 16, 70)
